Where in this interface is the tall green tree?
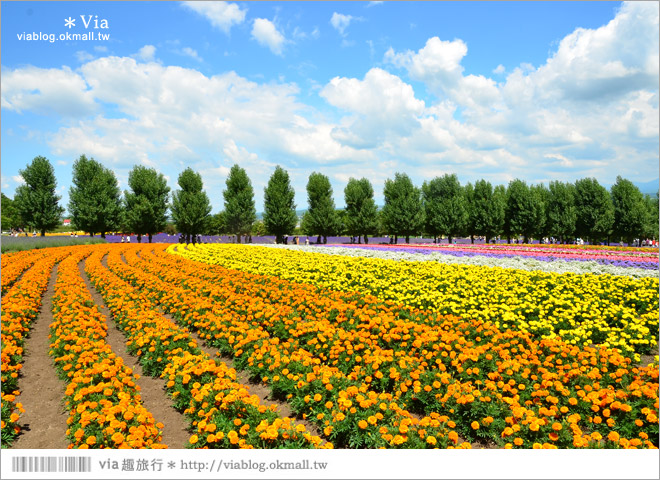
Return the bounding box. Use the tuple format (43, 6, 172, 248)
(171, 168, 212, 244)
(504, 179, 542, 243)
(306, 172, 340, 244)
(223, 164, 256, 243)
(642, 192, 659, 241)
(574, 177, 614, 244)
(263, 166, 297, 244)
(547, 181, 577, 243)
(471, 179, 505, 244)
(422, 174, 468, 244)
(1, 193, 22, 231)
(124, 165, 170, 243)
(14, 156, 64, 236)
(381, 172, 424, 244)
(68, 155, 122, 238)
(344, 178, 379, 244)
(610, 176, 647, 245)
(530, 183, 550, 240)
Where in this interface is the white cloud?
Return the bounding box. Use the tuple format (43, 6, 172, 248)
(251, 18, 286, 56)
(330, 13, 359, 36)
(181, 47, 202, 62)
(136, 45, 156, 62)
(76, 51, 95, 62)
(493, 64, 505, 74)
(182, 1, 246, 34)
(94, 45, 108, 53)
(57, 160, 68, 166)
(366, 1, 383, 7)
(11, 175, 24, 185)
(1, 66, 96, 116)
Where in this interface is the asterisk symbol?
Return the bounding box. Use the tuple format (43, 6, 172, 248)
(64, 16, 75, 28)
(167, 462, 176, 469)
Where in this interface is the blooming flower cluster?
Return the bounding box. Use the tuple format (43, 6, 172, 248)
(174, 244, 658, 359)
(84, 246, 327, 449)
(1, 247, 70, 447)
(50, 248, 165, 448)
(270, 244, 658, 278)
(164, 244, 657, 448)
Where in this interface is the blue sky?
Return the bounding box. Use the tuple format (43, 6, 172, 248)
(2, 1, 658, 213)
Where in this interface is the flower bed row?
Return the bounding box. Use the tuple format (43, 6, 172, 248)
(0, 249, 50, 295)
(323, 244, 659, 271)
(84, 245, 327, 449)
(126, 245, 658, 448)
(1, 247, 71, 447)
(114, 245, 465, 449)
(49, 247, 165, 448)
(171, 244, 659, 359)
(269, 244, 657, 279)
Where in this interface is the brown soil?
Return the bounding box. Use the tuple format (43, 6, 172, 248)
(87, 255, 191, 448)
(12, 265, 70, 449)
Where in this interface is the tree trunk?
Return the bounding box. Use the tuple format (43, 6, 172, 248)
(448, 235, 453, 244)
(507, 236, 511, 244)
(101, 232, 106, 239)
(90, 232, 94, 237)
(394, 235, 398, 244)
(524, 235, 529, 244)
(148, 233, 153, 243)
(364, 235, 369, 244)
(237, 234, 242, 244)
(405, 235, 410, 244)
(323, 235, 327, 244)
(41, 230, 46, 237)
(137, 234, 142, 243)
(316, 235, 321, 244)
(485, 235, 491, 244)
(470, 235, 474, 244)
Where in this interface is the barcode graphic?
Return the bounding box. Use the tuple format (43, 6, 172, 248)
(11, 456, 92, 473)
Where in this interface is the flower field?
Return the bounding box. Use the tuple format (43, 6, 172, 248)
(1, 242, 658, 450)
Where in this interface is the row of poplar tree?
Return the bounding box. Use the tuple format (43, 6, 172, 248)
(3, 155, 659, 245)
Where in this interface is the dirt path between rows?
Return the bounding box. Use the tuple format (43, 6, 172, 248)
(128, 248, 321, 437)
(12, 265, 69, 449)
(80, 256, 191, 448)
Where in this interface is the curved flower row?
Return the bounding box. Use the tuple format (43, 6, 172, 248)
(50, 247, 165, 448)
(269, 244, 658, 278)
(84, 245, 328, 449)
(172, 244, 659, 358)
(115, 245, 465, 449)
(132, 245, 658, 448)
(322, 244, 659, 272)
(0, 249, 50, 295)
(1, 247, 71, 447)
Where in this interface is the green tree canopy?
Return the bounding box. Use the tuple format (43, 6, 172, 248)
(470, 179, 505, 243)
(1, 193, 22, 231)
(171, 167, 212, 243)
(305, 172, 340, 244)
(530, 183, 550, 239)
(381, 172, 423, 244)
(124, 165, 170, 243)
(343, 177, 378, 244)
(642, 192, 659, 241)
(223, 164, 256, 243)
(68, 154, 122, 238)
(422, 174, 467, 244)
(504, 179, 542, 243)
(610, 176, 647, 245)
(14, 156, 64, 236)
(263, 166, 297, 244)
(574, 177, 614, 243)
(547, 181, 577, 243)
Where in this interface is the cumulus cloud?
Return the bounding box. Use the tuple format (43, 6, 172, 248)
(136, 45, 156, 62)
(330, 13, 359, 36)
(1, 66, 96, 116)
(182, 1, 246, 34)
(251, 18, 286, 55)
(181, 47, 202, 62)
(76, 51, 95, 62)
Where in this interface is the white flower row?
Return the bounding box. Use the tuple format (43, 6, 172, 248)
(260, 244, 659, 279)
